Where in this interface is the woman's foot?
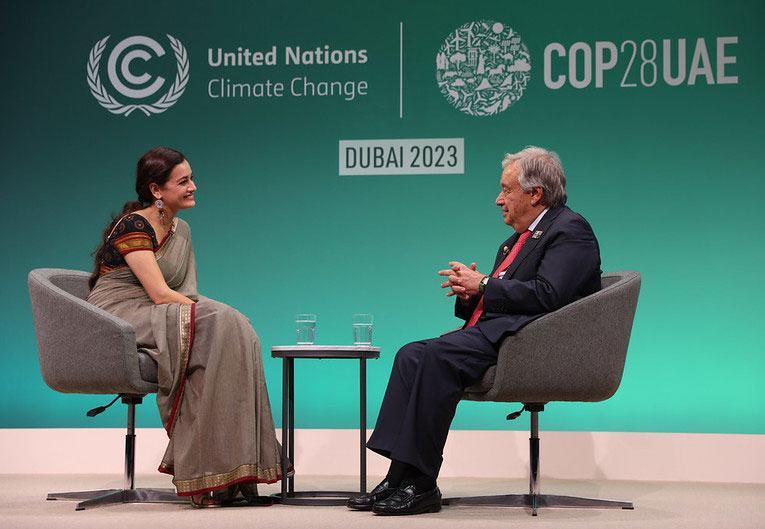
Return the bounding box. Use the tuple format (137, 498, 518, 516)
(189, 492, 224, 508)
(190, 483, 273, 507)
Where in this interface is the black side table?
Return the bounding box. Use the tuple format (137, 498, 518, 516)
(271, 345, 381, 506)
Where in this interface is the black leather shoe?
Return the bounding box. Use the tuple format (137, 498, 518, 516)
(347, 479, 398, 510)
(372, 483, 442, 515)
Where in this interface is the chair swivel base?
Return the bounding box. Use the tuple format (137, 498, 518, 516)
(47, 488, 186, 511)
(444, 493, 633, 516)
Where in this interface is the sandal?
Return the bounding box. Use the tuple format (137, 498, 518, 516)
(190, 484, 273, 508)
(189, 492, 224, 508)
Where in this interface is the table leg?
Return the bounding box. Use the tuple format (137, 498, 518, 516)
(288, 357, 295, 493)
(360, 357, 367, 494)
(281, 357, 288, 501)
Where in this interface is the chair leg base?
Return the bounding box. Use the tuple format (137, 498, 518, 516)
(47, 488, 186, 511)
(444, 493, 633, 516)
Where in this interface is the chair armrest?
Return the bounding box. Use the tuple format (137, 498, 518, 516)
(474, 271, 640, 403)
(28, 269, 157, 395)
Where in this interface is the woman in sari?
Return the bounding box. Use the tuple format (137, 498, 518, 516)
(87, 147, 289, 507)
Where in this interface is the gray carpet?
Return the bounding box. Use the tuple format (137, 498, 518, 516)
(1, 474, 764, 529)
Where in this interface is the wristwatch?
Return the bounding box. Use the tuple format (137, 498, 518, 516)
(478, 276, 489, 295)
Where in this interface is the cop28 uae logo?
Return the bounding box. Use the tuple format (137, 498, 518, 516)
(436, 20, 530, 117)
(87, 35, 189, 116)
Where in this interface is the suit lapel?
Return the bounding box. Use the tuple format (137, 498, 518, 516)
(503, 206, 564, 279)
(492, 232, 520, 273)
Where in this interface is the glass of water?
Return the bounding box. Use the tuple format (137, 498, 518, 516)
(296, 314, 316, 344)
(352, 314, 373, 345)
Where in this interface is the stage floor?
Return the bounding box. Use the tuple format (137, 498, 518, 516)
(1, 474, 763, 529)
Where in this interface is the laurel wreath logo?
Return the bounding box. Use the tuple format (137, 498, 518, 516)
(87, 35, 189, 116)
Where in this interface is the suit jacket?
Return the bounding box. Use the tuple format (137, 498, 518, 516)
(455, 205, 602, 343)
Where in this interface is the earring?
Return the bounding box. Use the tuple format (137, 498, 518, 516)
(155, 199, 166, 221)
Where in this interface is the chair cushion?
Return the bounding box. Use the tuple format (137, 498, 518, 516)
(465, 365, 496, 394)
(462, 271, 640, 403)
(137, 350, 159, 384)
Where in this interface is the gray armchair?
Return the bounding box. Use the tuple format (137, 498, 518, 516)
(28, 268, 180, 510)
(448, 271, 641, 515)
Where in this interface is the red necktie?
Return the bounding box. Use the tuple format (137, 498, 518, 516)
(466, 230, 531, 327)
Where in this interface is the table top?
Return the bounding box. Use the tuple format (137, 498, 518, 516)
(271, 345, 381, 359)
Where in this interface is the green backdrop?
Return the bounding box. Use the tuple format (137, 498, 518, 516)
(1, 0, 763, 434)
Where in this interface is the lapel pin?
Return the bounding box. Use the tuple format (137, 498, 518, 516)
(532, 230, 544, 239)
(503, 246, 509, 254)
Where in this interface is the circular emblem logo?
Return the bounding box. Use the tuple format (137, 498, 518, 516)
(436, 20, 530, 117)
(87, 34, 189, 116)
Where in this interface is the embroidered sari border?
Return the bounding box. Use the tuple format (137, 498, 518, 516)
(166, 302, 195, 437)
(153, 217, 178, 259)
(169, 462, 295, 496)
(114, 232, 154, 254)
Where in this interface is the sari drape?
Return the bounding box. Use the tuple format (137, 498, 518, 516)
(88, 217, 289, 495)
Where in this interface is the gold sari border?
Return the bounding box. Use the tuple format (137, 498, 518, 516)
(171, 462, 295, 496)
(114, 232, 154, 254)
(154, 217, 178, 260)
(165, 302, 195, 437)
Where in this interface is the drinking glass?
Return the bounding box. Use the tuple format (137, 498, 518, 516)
(352, 314, 373, 345)
(296, 314, 316, 344)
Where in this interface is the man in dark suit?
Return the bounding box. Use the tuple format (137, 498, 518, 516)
(348, 146, 602, 515)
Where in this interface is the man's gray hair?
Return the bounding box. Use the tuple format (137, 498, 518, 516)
(501, 146, 567, 208)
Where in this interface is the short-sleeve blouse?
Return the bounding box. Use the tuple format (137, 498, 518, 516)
(99, 214, 158, 275)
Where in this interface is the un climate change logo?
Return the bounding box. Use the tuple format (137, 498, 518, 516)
(436, 20, 530, 117)
(87, 35, 189, 116)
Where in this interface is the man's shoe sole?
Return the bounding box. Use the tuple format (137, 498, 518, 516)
(372, 501, 442, 516)
(347, 503, 374, 511)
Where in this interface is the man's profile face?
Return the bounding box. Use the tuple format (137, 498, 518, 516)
(495, 162, 535, 231)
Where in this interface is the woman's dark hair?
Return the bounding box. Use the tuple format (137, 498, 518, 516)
(89, 147, 186, 289)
